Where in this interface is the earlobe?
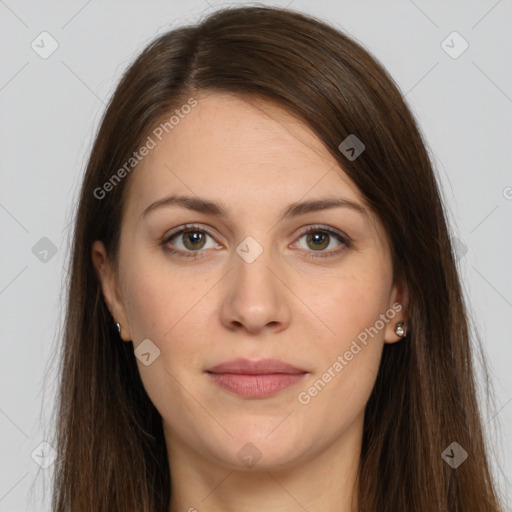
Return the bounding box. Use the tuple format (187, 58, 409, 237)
(384, 319, 409, 344)
(384, 277, 409, 344)
(91, 240, 132, 341)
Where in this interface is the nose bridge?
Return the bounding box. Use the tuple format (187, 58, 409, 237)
(234, 234, 279, 301)
(221, 233, 289, 332)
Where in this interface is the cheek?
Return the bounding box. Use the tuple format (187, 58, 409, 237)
(296, 343, 380, 450)
(303, 264, 393, 346)
(121, 252, 207, 342)
(294, 283, 388, 442)
(296, 263, 392, 402)
(120, 255, 215, 396)
(120, 260, 209, 419)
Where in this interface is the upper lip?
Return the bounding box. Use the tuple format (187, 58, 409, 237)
(206, 358, 307, 375)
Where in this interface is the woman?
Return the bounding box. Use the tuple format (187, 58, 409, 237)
(51, 5, 505, 511)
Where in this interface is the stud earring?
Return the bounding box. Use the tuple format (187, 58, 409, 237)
(395, 321, 406, 338)
(116, 322, 121, 335)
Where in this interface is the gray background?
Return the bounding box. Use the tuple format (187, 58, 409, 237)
(1, 0, 511, 510)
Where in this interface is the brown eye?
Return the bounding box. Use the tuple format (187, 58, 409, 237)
(293, 225, 350, 260)
(181, 229, 207, 250)
(161, 224, 220, 259)
(305, 231, 330, 251)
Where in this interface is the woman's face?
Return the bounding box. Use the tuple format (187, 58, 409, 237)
(93, 91, 407, 472)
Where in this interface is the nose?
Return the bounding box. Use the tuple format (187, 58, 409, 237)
(219, 242, 291, 335)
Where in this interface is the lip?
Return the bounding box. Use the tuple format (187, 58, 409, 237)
(206, 358, 308, 398)
(207, 357, 306, 375)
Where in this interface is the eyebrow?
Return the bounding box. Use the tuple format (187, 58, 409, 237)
(141, 193, 368, 222)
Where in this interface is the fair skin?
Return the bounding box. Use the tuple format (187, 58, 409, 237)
(92, 91, 408, 512)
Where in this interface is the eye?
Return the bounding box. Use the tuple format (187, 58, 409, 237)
(161, 224, 220, 259)
(292, 225, 350, 259)
(160, 224, 350, 260)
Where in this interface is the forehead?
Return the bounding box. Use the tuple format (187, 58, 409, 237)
(123, 91, 366, 221)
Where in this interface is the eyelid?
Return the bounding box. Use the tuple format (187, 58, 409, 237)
(293, 224, 351, 243)
(163, 223, 219, 242)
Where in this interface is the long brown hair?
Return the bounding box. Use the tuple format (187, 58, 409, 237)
(49, 5, 506, 511)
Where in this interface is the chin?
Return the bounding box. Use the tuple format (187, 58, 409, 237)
(211, 427, 308, 472)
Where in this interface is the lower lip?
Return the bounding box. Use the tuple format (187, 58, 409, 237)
(207, 372, 307, 398)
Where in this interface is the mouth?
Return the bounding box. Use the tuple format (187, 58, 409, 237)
(205, 358, 308, 398)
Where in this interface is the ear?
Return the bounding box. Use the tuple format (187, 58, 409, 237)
(384, 276, 409, 344)
(91, 240, 132, 342)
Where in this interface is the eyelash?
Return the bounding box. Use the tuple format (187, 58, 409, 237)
(160, 224, 351, 261)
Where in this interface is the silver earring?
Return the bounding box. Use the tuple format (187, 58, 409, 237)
(395, 321, 406, 338)
(116, 322, 121, 335)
